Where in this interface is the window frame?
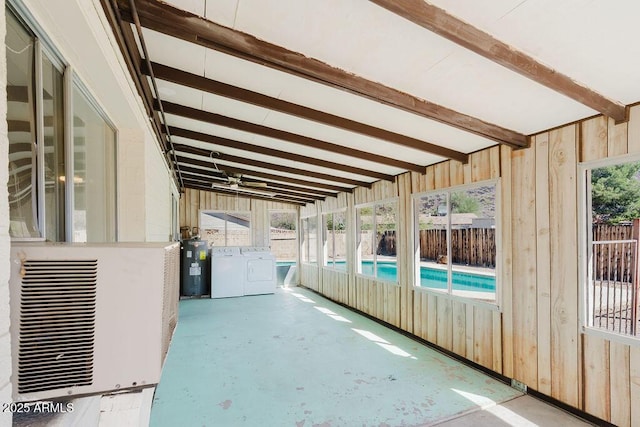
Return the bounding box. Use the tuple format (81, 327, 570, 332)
(300, 215, 318, 265)
(322, 209, 347, 271)
(412, 179, 501, 309)
(6, 3, 118, 242)
(578, 154, 640, 345)
(355, 199, 399, 284)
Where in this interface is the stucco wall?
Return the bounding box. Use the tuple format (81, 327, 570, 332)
(0, 3, 12, 426)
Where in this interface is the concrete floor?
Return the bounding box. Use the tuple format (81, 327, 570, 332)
(149, 287, 594, 427)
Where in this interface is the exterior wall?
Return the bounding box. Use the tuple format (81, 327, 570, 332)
(0, 3, 12, 425)
(117, 129, 146, 241)
(145, 134, 177, 242)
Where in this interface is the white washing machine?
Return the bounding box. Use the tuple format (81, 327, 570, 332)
(241, 247, 276, 296)
(210, 247, 245, 298)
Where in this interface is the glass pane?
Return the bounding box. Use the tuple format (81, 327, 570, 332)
(201, 211, 227, 247)
(7, 12, 39, 238)
(324, 213, 334, 267)
(42, 55, 65, 241)
(450, 185, 496, 301)
(333, 211, 347, 270)
(308, 216, 317, 264)
(73, 86, 116, 242)
(269, 211, 297, 261)
(227, 211, 251, 246)
(357, 207, 374, 276)
(376, 203, 397, 281)
(416, 193, 449, 291)
(589, 162, 640, 336)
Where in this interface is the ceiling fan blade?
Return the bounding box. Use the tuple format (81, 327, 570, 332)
(243, 181, 268, 188)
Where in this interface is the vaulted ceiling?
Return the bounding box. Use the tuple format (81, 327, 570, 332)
(101, 0, 640, 206)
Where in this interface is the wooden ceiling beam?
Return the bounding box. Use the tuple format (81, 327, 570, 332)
(183, 180, 307, 206)
(116, 0, 526, 147)
(175, 155, 352, 193)
(159, 100, 425, 173)
(145, 62, 468, 163)
(177, 164, 336, 198)
(173, 143, 373, 188)
(145, 62, 469, 161)
(168, 125, 395, 182)
(179, 171, 325, 201)
(371, 0, 627, 123)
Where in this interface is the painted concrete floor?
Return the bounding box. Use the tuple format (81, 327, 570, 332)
(148, 287, 591, 427)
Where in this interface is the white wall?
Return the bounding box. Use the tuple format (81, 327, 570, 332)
(0, 3, 12, 426)
(145, 133, 177, 242)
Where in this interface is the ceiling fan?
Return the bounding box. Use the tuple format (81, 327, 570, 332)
(211, 173, 274, 197)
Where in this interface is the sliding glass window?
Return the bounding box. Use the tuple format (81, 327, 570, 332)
(72, 86, 116, 242)
(6, 7, 117, 242)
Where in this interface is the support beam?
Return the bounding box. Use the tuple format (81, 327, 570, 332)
(169, 126, 395, 181)
(183, 180, 306, 205)
(115, 0, 525, 148)
(177, 164, 336, 198)
(370, 0, 627, 123)
(173, 144, 372, 188)
(146, 62, 469, 162)
(159, 101, 425, 173)
(175, 156, 352, 193)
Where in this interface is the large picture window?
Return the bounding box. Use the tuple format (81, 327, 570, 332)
(582, 159, 640, 339)
(301, 216, 317, 264)
(323, 211, 347, 270)
(200, 211, 251, 247)
(356, 201, 398, 282)
(414, 181, 497, 303)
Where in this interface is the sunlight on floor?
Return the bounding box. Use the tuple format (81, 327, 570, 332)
(352, 328, 417, 359)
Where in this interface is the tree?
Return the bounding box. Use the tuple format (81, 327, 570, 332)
(591, 162, 640, 224)
(450, 192, 479, 214)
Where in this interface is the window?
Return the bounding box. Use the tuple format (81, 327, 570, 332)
(72, 85, 117, 242)
(301, 216, 317, 264)
(200, 211, 251, 246)
(582, 159, 640, 339)
(323, 211, 347, 270)
(356, 201, 398, 281)
(269, 211, 297, 262)
(414, 181, 497, 303)
(6, 8, 117, 242)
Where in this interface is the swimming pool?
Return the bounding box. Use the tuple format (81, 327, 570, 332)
(358, 261, 495, 293)
(292, 261, 496, 293)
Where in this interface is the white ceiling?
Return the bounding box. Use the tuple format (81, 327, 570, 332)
(116, 0, 640, 201)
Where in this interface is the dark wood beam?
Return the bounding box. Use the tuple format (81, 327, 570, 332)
(146, 62, 470, 161)
(159, 101, 425, 173)
(175, 155, 350, 193)
(177, 163, 337, 198)
(116, 0, 526, 147)
(179, 171, 325, 201)
(370, 0, 627, 123)
(168, 126, 394, 181)
(173, 143, 372, 188)
(183, 180, 306, 206)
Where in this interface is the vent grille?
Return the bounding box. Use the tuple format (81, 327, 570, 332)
(18, 260, 97, 394)
(161, 245, 180, 362)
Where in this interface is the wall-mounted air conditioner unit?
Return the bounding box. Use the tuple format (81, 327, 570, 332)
(9, 242, 180, 402)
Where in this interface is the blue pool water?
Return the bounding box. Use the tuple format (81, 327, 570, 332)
(290, 261, 496, 293)
(360, 261, 495, 293)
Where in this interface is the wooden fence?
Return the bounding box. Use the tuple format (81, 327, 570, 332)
(416, 228, 496, 268)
